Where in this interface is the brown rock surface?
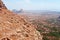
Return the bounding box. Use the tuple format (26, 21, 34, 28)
(0, 0, 42, 40)
(0, 0, 7, 9)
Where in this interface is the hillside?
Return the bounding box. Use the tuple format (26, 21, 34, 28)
(0, 0, 42, 40)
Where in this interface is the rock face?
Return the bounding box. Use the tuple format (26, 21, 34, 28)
(0, 0, 7, 9)
(0, 0, 42, 40)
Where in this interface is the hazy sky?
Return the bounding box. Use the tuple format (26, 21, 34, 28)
(2, 0, 60, 11)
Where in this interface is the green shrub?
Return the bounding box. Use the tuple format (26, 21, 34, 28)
(47, 32, 60, 37)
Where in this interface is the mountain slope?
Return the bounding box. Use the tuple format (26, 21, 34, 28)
(0, 0, 42, 40)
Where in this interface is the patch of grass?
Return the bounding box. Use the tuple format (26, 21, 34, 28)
(47, 32, 60, 37)
(37, 29, 44, 32)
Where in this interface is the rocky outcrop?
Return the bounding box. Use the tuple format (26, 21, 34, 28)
(0, 0, 7, 9)
(0, 0, 42, 40)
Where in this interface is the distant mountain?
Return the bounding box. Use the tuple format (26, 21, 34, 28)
(12, 10, 60, 15)
(12, 9, 24, 13)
